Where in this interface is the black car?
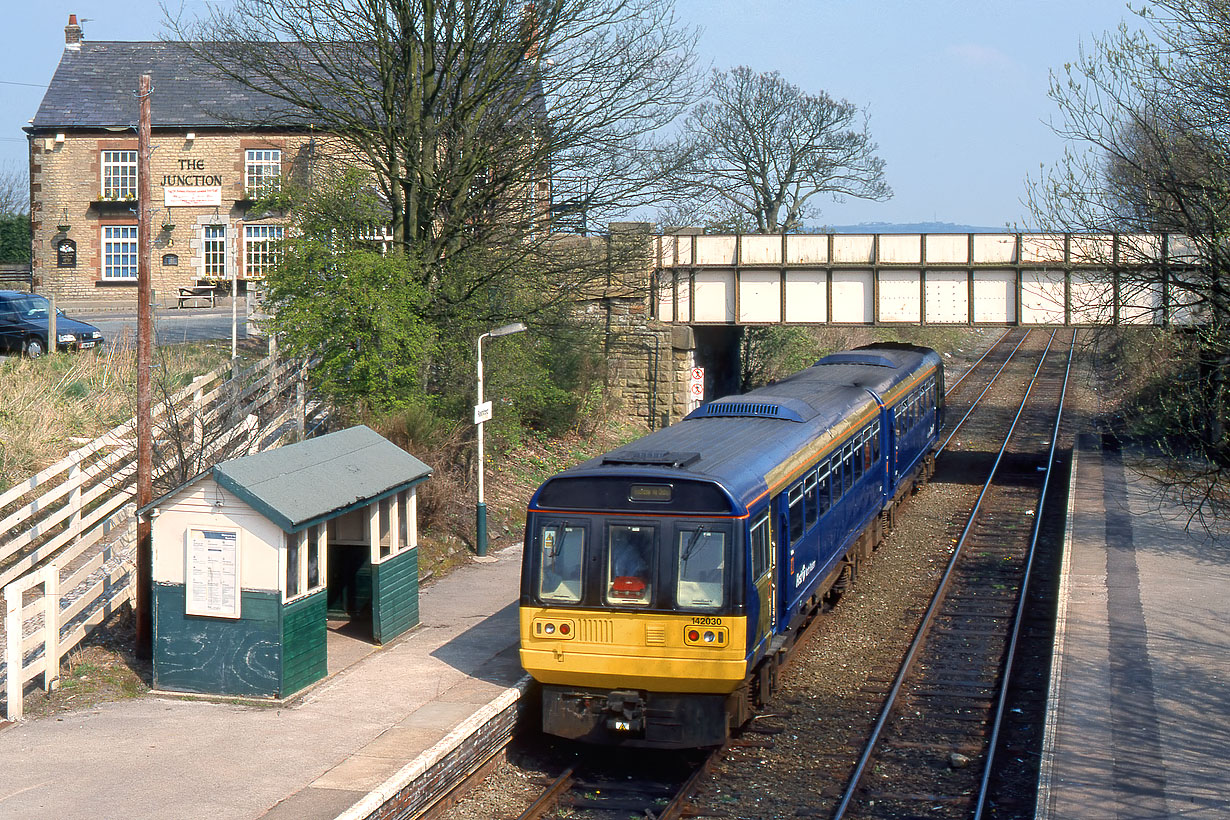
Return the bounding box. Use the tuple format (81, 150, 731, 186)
(0, 291, 104, 357)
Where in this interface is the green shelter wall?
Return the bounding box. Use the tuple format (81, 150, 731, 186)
(281, 591, 328, 695)
(153, 583, 281, 697)
(372, 548, 419, 644)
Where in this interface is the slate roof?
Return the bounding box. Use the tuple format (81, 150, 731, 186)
(30, 42, 305, 129)
(140, 425, 432, 533)
(30, 40, 548, 131)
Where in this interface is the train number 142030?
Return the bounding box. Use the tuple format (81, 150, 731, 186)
(690, 616, 723, 626)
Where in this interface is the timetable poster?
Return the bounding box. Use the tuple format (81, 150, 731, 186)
(186, 528, 240, 618)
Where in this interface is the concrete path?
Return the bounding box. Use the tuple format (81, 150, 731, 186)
(0, 544, 525, 820)
(1038, 438, 1230, 819)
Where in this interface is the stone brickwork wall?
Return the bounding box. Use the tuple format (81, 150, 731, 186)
(559, 224, 701, 432)
(29, 130, 318, 300)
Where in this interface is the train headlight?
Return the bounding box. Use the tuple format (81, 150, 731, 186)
(532, 617, 575, 640)
(684, 624, 728, 647)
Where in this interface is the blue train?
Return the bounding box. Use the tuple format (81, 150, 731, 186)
(519, 343, 944, 747)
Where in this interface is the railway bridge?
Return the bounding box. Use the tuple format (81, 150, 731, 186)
(593, 228, 1199, 430)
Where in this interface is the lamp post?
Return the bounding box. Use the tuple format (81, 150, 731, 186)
(476, 321, 527, 557)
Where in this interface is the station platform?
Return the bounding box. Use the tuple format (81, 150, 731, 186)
(1037, 435, 1230, 818)
(0, 544, 527, 820)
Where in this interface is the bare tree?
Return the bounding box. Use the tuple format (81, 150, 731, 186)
(666, 66, 890, 233)
(1030, 0, 1230, 519)
(169, 0, 698, 271)
(0, 162, 27, 215)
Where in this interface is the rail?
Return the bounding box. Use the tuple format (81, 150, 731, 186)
(832, 329, 1068, 819)
(1, 352, 328, 719)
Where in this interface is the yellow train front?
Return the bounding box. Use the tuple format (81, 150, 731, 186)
(519, 344, 944, 748)
(519, 471, 755, 748)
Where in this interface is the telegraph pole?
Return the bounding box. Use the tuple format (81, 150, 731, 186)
(135, 74, 153, 659)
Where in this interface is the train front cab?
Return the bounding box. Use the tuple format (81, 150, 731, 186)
(519, 476, 772, 748)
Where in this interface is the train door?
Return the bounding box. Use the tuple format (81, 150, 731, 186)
(750, 511, 774, 651)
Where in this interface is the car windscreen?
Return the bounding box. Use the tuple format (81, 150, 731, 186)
(10, 295, 49, 319)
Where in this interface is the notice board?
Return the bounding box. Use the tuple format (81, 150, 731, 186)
(185, 528, 240, 618)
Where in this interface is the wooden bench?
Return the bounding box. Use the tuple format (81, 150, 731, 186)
(177, 285, 217, 308)
(0, 266, 33, 292)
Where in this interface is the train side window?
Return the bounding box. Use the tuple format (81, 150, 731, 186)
(537, 523, 585, 603)
(843, 443, 854, 489)
(788, 484, 805, 543)
(750, 513, 770, 580)
(872, 424, 881, 462)
(854, 436, 864, 480)
(804, 470, 819, 529)
(677, 525, 726, 610)
(817, 465, 832, 513)
(606, 524, 656, 606)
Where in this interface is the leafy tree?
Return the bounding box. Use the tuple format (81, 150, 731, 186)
(666, 66, 890, 233)
(0, 163, 29, 264)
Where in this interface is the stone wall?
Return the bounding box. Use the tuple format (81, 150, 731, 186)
(29, 130, 319, 299)
(564, 224, 702, 431)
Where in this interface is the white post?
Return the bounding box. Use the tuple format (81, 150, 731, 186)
(231, 262, 238, 361)
(68, 462, 82, 540)
(5, 582, 23, 720)
(42, 565, 59, 693)
(409, 488, 419, 549)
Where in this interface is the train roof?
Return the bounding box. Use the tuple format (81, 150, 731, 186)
(544, 344, 942, 512)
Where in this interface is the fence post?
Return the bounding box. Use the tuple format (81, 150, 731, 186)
(68, 461, 82, 541)
(42, 566, 59, 693)
(192, 376, 206, 451)
(5, 581, 23, 720)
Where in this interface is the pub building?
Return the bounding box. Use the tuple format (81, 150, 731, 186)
(25, 16, 319, 301)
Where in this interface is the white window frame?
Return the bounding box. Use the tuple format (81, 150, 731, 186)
(101, 150, 138, 199)
(203, 224, 227, 279)
(244, 224, 284, 278)
(102, 225, 138, 279)
(283, 524, 326, 603)
(245, 149, 281, 198)
(371, 489, 416, 565)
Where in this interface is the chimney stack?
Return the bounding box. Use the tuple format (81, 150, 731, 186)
(65, 14, 82, 50)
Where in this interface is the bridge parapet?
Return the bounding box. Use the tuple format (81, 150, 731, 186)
(652, 232, 1203, 326)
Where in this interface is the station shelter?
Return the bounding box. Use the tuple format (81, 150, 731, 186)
(139, 425, 432, 699)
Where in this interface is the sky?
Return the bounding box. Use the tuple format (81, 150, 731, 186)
(1, 0, 1137, 228)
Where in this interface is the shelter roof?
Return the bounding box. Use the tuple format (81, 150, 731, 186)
(140, 425, 433, 533)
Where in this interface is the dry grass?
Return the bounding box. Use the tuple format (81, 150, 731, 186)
(0, 336, 239, 493)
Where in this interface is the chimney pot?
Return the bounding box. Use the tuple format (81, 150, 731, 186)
(65, 14, 83, 50)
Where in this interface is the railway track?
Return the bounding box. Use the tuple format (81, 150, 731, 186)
(831, 329, 1076, 820)
(510, 746, 720, 820)
(434, 329, 1081, 820)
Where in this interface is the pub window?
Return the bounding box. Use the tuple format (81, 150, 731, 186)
(101, 150, 137, 199)
(102, 226, 138, 279)
(244, 224, 284, 277)
(203, 225, 227, 278)
(245, 149, 281, 198)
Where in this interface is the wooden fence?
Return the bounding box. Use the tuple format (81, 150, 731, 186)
(1, 352, 326, 719)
